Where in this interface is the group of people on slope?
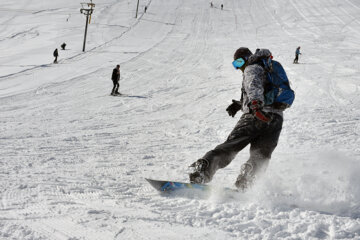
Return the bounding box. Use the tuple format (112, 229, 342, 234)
(53, 43, 67, 64)
(210, 2, 224, 10)
(53, 44, 122, 96)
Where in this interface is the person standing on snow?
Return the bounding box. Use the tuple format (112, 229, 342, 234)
(111, 64, 120, 95)
(189, 48, 284, 190)
(221, 4, 224, 10)
(53, 48, 59, 63)
(293, 46, 301, 64)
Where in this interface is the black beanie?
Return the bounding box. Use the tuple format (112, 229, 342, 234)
(233, 47, 253, 61)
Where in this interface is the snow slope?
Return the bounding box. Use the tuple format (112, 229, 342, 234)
(1, 0, 360, 239)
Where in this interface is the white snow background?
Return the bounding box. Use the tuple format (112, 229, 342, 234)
(1, 0, 360, 239)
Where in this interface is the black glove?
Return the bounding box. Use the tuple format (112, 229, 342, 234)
(226, 100, 242, 117)
(248, 100, 272, 123)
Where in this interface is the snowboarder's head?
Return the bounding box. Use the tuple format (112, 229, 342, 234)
(233, 47, 253, 72)
(116, 64, 120, 69)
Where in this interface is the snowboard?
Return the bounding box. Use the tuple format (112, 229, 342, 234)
(146, 178, 238, 194)
(146, 178, 210, 192)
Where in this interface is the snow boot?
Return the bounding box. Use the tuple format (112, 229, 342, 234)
(235, 162, 255, 191)
(189, 158, 209, 184)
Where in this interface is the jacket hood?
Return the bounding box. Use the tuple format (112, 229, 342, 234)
(247, 49, 272, 65)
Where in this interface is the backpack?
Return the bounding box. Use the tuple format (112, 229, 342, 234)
(260, 58, 295, 110)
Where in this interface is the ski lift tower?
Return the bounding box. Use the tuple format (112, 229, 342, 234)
(80, 1, 95, 52)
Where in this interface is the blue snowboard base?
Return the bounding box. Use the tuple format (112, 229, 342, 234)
(146, 178, 210, 192)
(146, 178, 238, 194)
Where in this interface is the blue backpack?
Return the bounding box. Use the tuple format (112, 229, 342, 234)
(261, 58, 295, 110)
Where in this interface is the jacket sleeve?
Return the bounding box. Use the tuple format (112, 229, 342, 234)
(111, 69, 116, 80)
(243, 65, 266, 105)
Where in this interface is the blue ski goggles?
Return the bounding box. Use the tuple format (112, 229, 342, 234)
(232, 58, 245, 69)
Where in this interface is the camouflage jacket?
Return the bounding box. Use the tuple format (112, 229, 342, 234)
(241, 49, 283, 116)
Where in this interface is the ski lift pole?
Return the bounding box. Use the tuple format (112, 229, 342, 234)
(80, 5, 94, 52)
(83, 12, 89, 52)
(135, 0, 140, 18)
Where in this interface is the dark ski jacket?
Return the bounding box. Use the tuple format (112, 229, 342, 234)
(53, 49, 58, 57)
(112, 68, 120, 81)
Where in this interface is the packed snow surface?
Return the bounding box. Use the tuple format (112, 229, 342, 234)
(1, 0, 360, 239)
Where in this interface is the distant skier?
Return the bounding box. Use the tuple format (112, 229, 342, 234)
(221, 4, 223, 10)
(61, 43, 66, 50)
(293, 46, 301, 64)
(53, 48, 59, 63)
(144, 6, 148, 13)
(189, 48, 285, 190)
(111, 64, 120, 95)
(210, 2, 213, 8)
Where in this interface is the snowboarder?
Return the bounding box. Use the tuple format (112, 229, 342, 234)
(61, 43, 66, 50)
(189, 48, 284, 190)
(221, 4, 223, 10)
(293, 46, 301, 64)
(111, 64, 120, 95)
(53, 48, 59, 63)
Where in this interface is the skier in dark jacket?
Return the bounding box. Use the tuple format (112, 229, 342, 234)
(189, 48, 284, 190)
(293, 46, 301, 64)
(53, 48, 59, 63)
(111, 65, 120, 95)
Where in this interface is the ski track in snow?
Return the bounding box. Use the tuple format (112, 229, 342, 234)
(1, 0, 360, 239)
